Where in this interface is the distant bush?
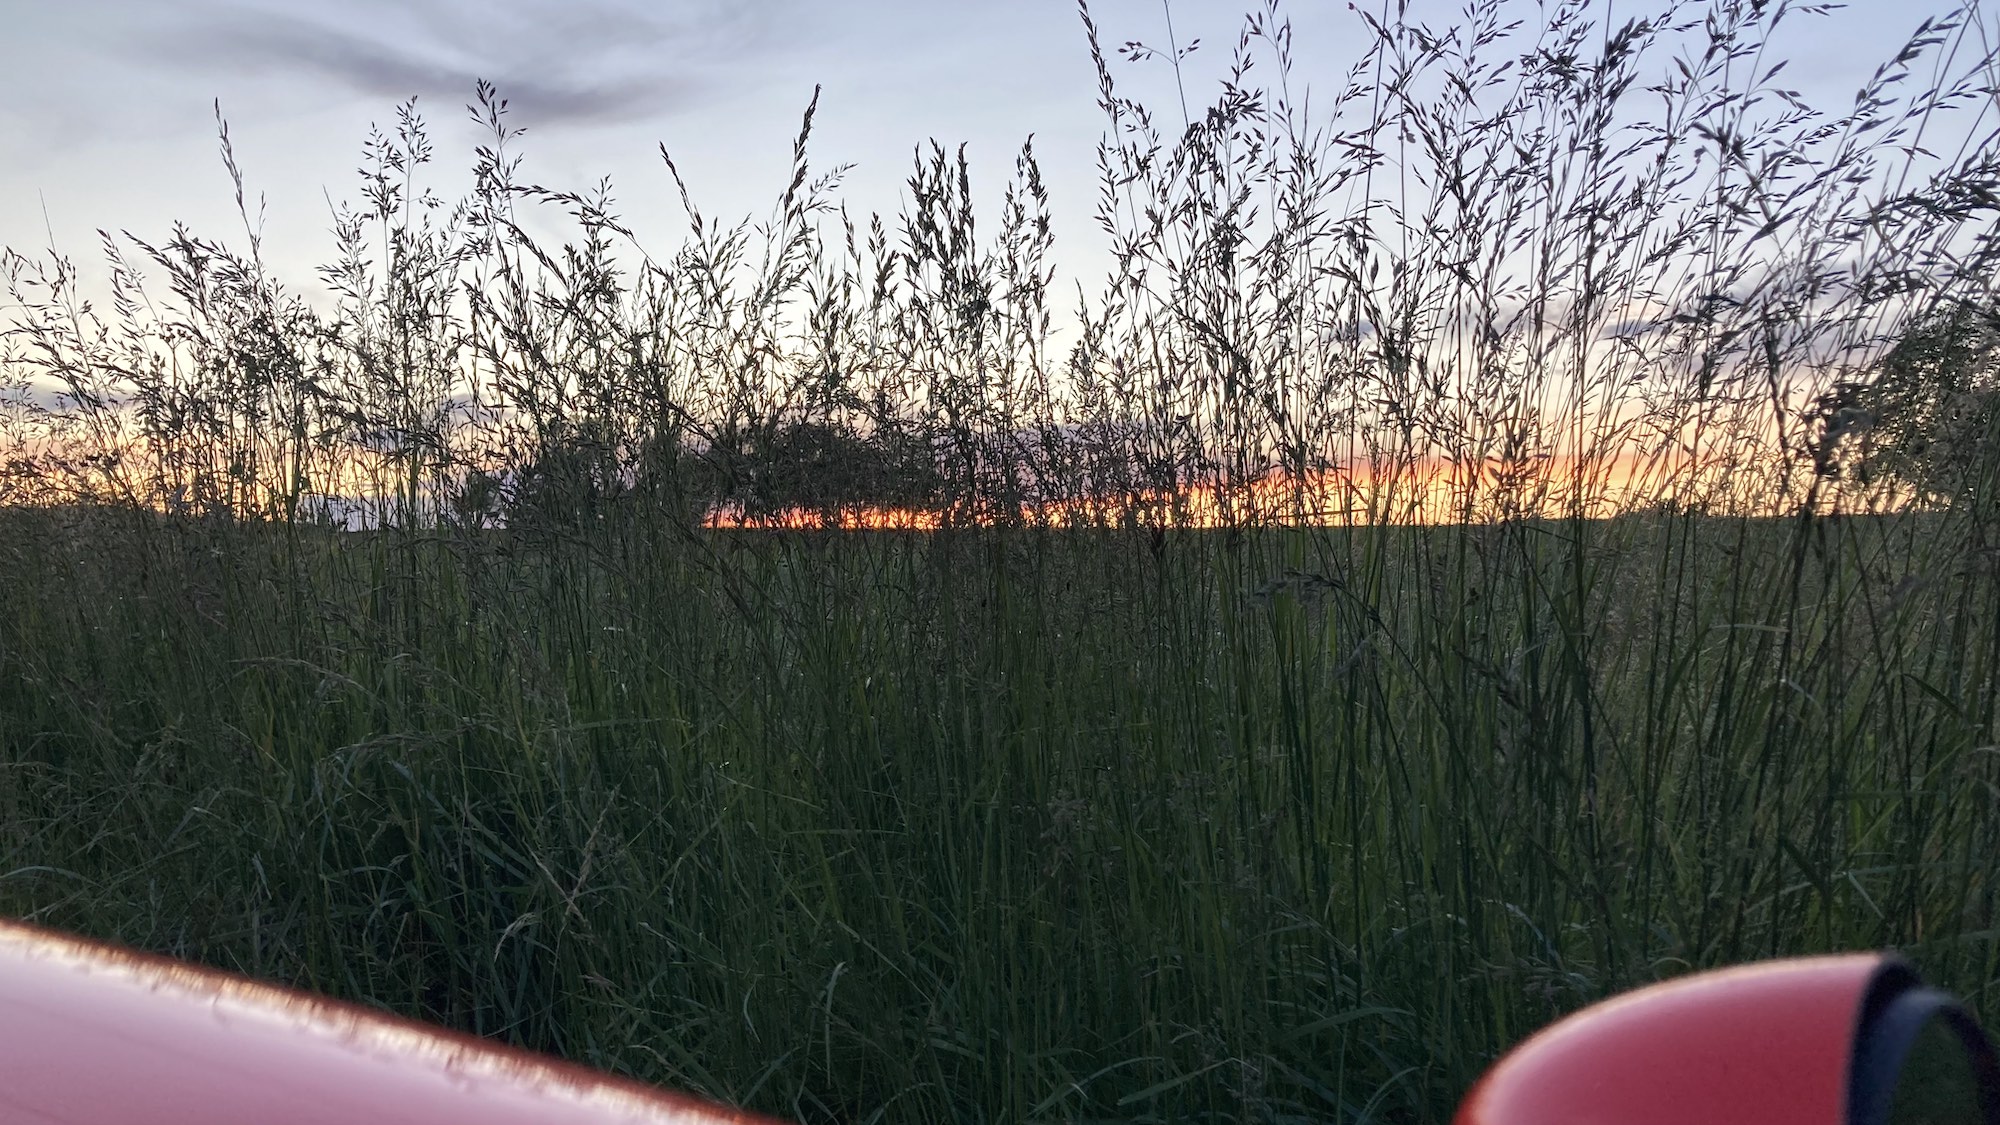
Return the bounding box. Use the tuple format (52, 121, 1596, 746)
(1816, 300, 2000, 513)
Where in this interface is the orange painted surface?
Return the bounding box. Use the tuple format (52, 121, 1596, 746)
(0, 919, 784, 1125)
(1455, 955, 1885, 1125)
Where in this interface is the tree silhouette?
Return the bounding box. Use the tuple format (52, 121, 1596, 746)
(1817, 300, 2000, 510)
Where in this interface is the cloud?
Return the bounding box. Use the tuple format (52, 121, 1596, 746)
(150, 0, 791, 126)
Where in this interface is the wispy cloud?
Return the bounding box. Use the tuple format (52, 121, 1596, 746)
(151, 0, 793, 125)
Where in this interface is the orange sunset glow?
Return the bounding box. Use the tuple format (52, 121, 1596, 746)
(701, 446, 1732, 531)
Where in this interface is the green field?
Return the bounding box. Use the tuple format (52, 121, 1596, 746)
(2, 508, 1996, 1123)
(6, 1, 2000, 1120)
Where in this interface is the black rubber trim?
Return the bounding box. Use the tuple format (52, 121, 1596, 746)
(1848, 962, 2000, 1125)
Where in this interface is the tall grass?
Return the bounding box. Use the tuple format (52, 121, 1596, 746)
(4, 1, 2000, 1122)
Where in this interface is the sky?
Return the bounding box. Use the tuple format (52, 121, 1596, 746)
(0, 0, 1981, 306)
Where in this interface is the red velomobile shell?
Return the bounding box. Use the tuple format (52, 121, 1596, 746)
(1455, 955, 1887, 1125)
(0, 918, 787, 1125)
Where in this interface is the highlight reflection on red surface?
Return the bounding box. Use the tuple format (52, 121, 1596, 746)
(1454, 955, 1885, 1125)
(0, 918, 782, 1125)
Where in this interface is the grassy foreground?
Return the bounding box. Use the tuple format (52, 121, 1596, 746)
(2, 506, 1996, 1123)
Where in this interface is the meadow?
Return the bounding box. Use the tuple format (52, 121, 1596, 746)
(4, 2, 2000, 1122)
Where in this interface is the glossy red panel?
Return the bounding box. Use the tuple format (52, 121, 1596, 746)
(0, 919, 787, 1125)
(1455, 955, 1885, 1125)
